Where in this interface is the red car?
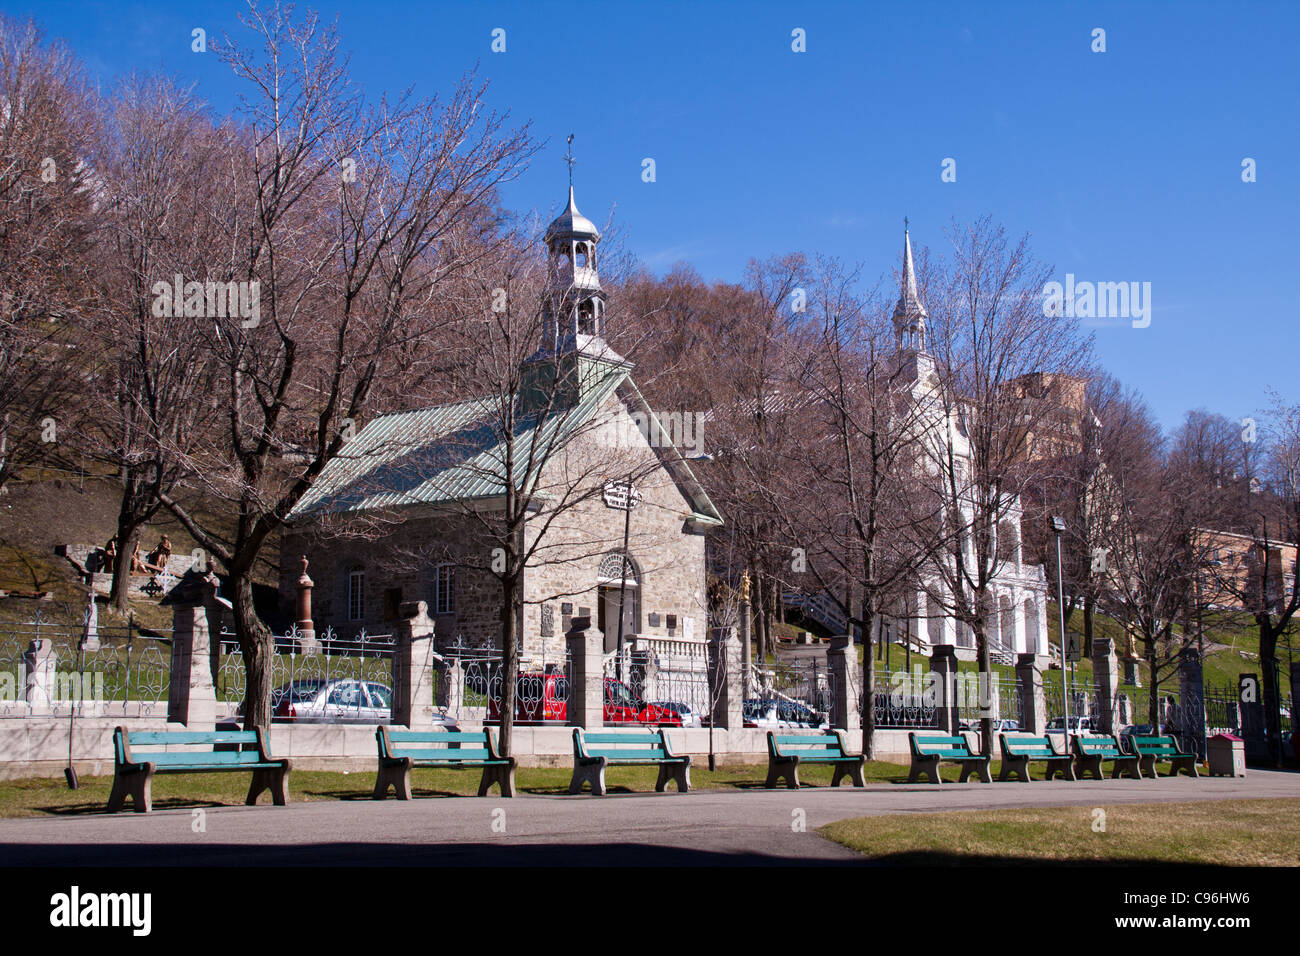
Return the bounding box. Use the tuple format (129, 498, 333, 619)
(488, 672, 681, 726)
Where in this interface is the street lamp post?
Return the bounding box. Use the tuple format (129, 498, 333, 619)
(1051, 516, 1070, 748)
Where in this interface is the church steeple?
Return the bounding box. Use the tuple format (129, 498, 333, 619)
(893, 221, 928, 353)
(541, 142, 609, 355)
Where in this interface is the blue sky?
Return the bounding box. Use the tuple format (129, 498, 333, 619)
(9, 0, 1298, 430)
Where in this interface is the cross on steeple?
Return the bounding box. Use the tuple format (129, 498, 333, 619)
(563, 133, 577, 188)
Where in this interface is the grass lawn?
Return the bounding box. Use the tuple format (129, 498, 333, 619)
(821, 798, 1300, 866)
(0, 758, 1018, 817)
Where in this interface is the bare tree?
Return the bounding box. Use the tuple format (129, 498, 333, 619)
(0, 15, 98, 491)
(159, 2, 535, 728)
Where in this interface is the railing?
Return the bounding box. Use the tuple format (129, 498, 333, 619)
(744, 659, 833, 728)
(0, 616, 171, 718)
(216, 626, 393, 723)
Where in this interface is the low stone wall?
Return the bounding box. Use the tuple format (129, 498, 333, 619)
(0, 716, 915, 778)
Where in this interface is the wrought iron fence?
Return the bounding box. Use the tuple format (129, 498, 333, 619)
(744, 659, 833, 729)
(0, 616, 171, 718)
(216, 626, 393, 723)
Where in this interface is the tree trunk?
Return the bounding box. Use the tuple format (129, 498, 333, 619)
(497, 574, 520, 758)
(109, 520, 142, 613)
(233, 571, 274, 730)
(975, 619, 993, 756)
(1146, 638, 1160, 728)
(1259, 622, 1282, 767)
(1083, 594, 1096, 659)
(860, 598, 876, 760)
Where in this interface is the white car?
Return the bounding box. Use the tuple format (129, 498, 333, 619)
(650, 700, 704, 728)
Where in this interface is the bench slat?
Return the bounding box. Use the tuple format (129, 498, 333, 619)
(393, 748, 493, 762)
(387, 732, 488, 744)
(587, 748, 670, 761)
(780, 750, 854, 761)
(582, 734, 663, 745)
(134, 751, 269, 766)
(128, 731, 258, 746)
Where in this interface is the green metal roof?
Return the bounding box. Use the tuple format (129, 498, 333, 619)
(289, 363, 722, 529)
(289, 367, 627, 519)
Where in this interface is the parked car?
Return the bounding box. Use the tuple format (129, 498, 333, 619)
(742, 699, 780, 729)
(1118, 723, 1168, 753)
(960, 718, 1020, 734)
(776, 699, 829, 729)
(1046, 715, 1097, 737)
(233, 678, 455, 729)
(650, 700, 704, 728)
(487, 673, 682, 726)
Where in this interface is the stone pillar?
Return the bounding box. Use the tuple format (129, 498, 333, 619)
(929, 644, 959, 734)
(1179, 647, 1207, 760)
(565, 616, 603, 728)
(828, 633, 860, 731)
(1015, 652, 1047, 734)
(293, 555, 321, 656)
(22, 639, 55, 708)
(391, 601, 437, 731)
(166, 572, 219, 729)
(1091, 637, 1120, 735)
(708, 625, 743, 730)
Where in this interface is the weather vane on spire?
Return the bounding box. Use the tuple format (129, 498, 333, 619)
(563, 133, 577, 189)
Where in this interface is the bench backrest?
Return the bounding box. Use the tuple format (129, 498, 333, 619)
(376, 726, 500, 762)
(768, 731, 846, 760)
(1074, 734, 1124, 757)
(1133, 735, 1183, 756)
(910, 733, 978, 758)
(574, 728, 673, 761)
(114, 727, 272, 766)
(999, 734, 1063, 758)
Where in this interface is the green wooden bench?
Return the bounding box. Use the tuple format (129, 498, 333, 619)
(1073, 734, 1142, 780)
(569, 728, 691, 796)
(765, 730, 865, 789)
(373, 726, 516, 799)
(109, 726, 291, 814)
(908, 732, 992, 784)
(1131, 734, 1199, 778)
(997, 734, 1077, 782)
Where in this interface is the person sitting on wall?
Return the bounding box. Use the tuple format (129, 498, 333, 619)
(144, 534, 172, 573)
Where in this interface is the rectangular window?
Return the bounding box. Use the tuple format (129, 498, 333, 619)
(349, 570, 365, 622)
(434, 564, 455, 615)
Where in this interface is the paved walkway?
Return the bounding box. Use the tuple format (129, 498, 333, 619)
(2, 769, 1295, 865)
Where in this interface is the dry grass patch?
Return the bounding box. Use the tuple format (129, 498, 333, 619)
(822, 798, 1300, 865)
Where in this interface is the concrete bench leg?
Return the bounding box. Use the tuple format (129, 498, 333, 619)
(479, 761, 517, 797)
(108, 764, 154, 813)
(765, 756, 800, 789)
(1112, 757, 1142, 780)
(1077, 756, 1103, 781)
(1046, 760, 1076, 782)
(959, 760, 992, 783)
(831, 759, 866, 788)
(374, 759, 412, 800)
(908, 755, 941, 784)
(569, 757, 607, 796)
(247, 762, 291, 806)
(1138, 755, 1156, 779)
(655, 758, 692, 793)
(1172, 756, 1198, 778)
(998, 756, 1031, 782)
